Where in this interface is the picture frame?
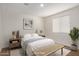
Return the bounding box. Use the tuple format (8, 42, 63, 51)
(23, 18, 33, 30)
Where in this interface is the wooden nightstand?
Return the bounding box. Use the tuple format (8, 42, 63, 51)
(9, 38, 21, 49)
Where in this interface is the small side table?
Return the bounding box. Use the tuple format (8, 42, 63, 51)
(9, 38, 21, 49)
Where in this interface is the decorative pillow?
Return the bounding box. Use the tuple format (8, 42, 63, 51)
(31, 33, 39, 37)
(24, 34, 31, 38)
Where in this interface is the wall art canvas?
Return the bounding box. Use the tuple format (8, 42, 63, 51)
(23, 18, 33, 30)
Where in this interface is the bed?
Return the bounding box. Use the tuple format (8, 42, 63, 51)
(21, 34, 64, 56)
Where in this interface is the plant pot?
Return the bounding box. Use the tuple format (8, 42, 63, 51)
(71, 44, 77, 51)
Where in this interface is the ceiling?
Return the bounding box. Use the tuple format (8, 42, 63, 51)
(0, 3, 79, 17)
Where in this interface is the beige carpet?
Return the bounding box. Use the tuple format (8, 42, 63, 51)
(10, 48, 70, 56)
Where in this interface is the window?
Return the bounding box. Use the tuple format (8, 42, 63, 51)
(52, 16, 70, 33)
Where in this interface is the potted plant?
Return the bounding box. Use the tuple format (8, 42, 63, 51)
(69, 27, 79, 50)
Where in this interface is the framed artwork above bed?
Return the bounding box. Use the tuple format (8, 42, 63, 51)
(23, 18, 33, 30)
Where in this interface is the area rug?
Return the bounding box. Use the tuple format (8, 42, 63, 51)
(10, 48, 71, 56)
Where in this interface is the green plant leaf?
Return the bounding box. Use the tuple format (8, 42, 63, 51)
(69, 27, 79, 41)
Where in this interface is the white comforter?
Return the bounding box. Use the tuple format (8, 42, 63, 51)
(21, 34, 55, 56)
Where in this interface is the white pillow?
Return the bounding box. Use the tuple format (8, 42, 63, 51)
(24, 34, 31, 38)
(31, 33, 39, 37)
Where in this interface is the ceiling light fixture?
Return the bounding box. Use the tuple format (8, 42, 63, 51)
(40, 3, 44, 7)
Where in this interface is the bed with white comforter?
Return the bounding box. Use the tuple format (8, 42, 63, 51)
(21, 34, 55, 56)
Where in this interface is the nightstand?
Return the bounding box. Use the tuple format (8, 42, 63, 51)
(9, 38, 21, 49)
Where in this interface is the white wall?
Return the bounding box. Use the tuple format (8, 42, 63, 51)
(0, 8, 2, 49)
(0, 5, 44, 48)
(44, 6, 79, 48)
(0, 6, 4, 49)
